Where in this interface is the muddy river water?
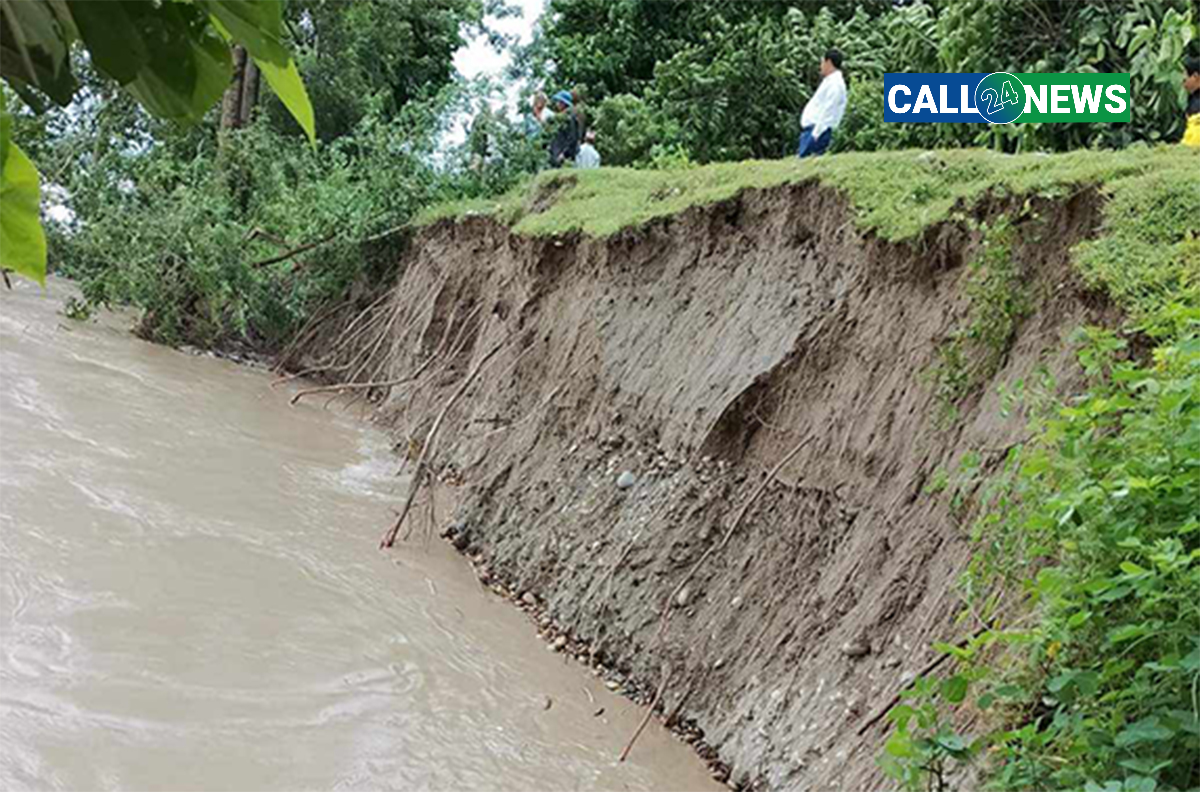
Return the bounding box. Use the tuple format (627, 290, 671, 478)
(0, 281, 717, 792)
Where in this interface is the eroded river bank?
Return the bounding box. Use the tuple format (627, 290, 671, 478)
(0, 279, 718, 792)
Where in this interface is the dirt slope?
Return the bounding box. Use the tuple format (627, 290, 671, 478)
(287, 180, 1111, 790)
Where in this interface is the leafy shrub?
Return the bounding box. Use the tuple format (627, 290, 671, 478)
(929, 216, 1031, 416)
(591, 94, 682, 167)
(529, 0, 1198, 162)
(886, 156, 1200, 792)
(48, 89, 464, 349)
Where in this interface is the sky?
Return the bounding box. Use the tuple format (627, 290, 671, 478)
(454, 0, 547, 82)
(444, 0, 547, 146)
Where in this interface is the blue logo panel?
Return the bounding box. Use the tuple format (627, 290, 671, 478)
(884, 74, 988, 123)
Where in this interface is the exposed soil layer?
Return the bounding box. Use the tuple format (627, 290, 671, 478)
(287, 180, 1111, 790)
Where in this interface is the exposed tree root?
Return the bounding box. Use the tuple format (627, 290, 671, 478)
(380, 335, 510, 549)
(620, 662, 672, 763)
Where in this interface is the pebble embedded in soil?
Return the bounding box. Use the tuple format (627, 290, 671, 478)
(675, 586, 692, 608)
(616, 470, 637, 489)
(841, 641, 870, 658)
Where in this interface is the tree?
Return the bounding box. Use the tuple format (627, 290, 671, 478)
(270, 0, 496, 142)
(221, 46, 263, 132)
(527, 0, 1197, 164)
(0, 0, 315, 284)
(529, 0, 890, 102)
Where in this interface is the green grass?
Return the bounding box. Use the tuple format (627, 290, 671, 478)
(416, 147, 1198, 245)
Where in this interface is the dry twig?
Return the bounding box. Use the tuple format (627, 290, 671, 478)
(380, 336, 509, 548)
(619, 663, 672, 762)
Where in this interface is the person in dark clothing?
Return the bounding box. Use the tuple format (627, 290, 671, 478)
(548, 91, 581, 168)
(1184, 56, 1200, 148)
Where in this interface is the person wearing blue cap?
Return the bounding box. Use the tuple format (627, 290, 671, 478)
(548, 90, 582, 168)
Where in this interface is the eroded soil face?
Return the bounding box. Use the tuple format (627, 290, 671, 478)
(292, 182, 1108, 790)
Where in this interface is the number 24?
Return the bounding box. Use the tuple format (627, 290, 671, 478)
(981, 80, 1021, 114)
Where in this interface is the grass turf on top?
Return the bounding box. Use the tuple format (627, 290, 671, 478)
(419, 146, 1199, 329)
(418, 146, 1196, 242)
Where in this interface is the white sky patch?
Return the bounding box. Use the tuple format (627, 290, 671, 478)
(444, 0, 546, 148)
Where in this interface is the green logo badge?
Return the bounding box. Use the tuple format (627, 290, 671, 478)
(975, 72, 1025, 124)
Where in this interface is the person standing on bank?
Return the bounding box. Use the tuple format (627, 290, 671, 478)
(576, 129, 601, 169)
(798, 48, 847, 158)
(548, 91, 581, 168)
(524, 91, 548, 138)
(1183, 56, 1200, 148)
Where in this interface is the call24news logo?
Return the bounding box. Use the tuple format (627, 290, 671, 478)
(884, 72, 1131, 124)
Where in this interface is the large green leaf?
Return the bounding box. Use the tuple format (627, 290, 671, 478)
(0, 0, 77, 105)
(203, 1, 315, 144)
(0, 136, 47, 285)
(66, 0, 151, 84)
(201, 0, 288, 64)
(252, 56, 315, 144)
(121, 3, 232, 124)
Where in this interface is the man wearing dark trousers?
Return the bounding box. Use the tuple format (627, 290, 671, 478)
(798, 49, 847, 159)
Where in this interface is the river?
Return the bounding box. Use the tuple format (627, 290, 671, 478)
(0, 280, 718, 792)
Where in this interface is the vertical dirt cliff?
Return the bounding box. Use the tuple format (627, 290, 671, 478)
(284, 180, 1112, 790)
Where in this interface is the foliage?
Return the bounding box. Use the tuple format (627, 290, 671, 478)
(453, 90, 549, 198)
(525, 0, 1198, 165)
(881, 158, 1200, 791)
(590, 94, 680, 168)
(271, 0, 493, 142)
(531, 0, 888, 103)
(0, 91, 45, 284)
(940, 0, 1196, 151)
(46, 88, 460, 348)
(0, 0, 315, 282)
(930, 216, 1032, 417)
(32, 61, 546, 350)
(881, 673, 982, 792)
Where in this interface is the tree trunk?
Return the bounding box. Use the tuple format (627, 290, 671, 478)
(238, 58, 260, 127)
(220, 46, 249, 133)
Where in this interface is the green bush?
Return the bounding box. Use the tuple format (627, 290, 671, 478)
(884, 155, 1200, 792)
(591, 94, 681, 167)
(528, 0, 1197, 162)
(48, 92, 459, 348)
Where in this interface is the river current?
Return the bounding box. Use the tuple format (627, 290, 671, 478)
(0, 280, 716, 792)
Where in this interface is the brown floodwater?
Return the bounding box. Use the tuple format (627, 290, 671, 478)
(0, 280, 719, 792)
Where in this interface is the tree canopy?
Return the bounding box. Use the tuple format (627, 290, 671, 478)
(523, 0, 1196, 165)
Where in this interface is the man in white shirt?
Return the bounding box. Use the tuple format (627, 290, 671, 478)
(576, 130, 601, 169)
(798, 48, 847, 158)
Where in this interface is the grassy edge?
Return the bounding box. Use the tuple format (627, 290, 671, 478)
(414, 147, 1198, 244)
